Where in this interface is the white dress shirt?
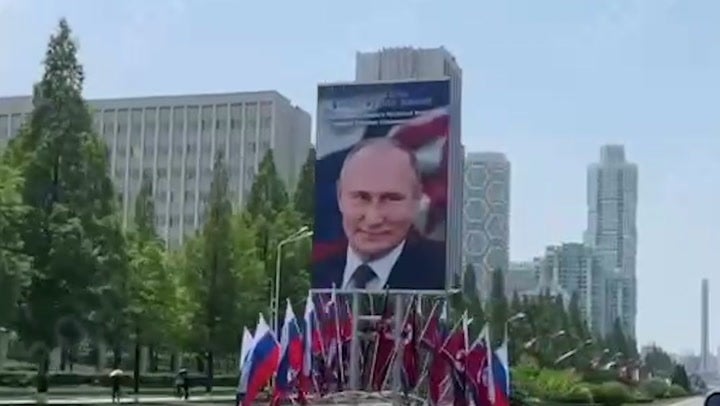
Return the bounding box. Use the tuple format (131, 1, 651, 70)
(341, 240, 406, 290)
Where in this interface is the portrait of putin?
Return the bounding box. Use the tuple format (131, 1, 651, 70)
(312, 137, 446, 291)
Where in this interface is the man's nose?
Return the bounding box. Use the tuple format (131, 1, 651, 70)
(363, 202, 384, 226)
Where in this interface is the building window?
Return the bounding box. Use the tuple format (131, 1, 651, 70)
(230, 103, 242, 132)
(187, 106, 199, 133)
(0, 115, 8, 138)
(159, 107, 171, 134)
(201, 106, 213, 134)
(117, 109, 129, 135)
(173, 106, 185, 133)
(131, 108, 142, 136)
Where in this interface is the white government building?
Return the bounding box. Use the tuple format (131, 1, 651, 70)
(0, 91, 311, 247)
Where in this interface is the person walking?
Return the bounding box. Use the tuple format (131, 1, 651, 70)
(109, 369, 123, 403)
(176, 368, 189, 400)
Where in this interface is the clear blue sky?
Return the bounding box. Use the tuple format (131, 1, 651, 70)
(1, 0, 719, 355)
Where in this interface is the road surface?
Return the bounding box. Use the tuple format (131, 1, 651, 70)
(669, 396, 705, 406)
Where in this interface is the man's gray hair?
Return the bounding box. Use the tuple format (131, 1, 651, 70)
(337, 137, 422, 195)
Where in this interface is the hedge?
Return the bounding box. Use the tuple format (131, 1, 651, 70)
(639, 378, 669, 399)
(581, 369, 619, 384)
(665, 384, 687, 398)
(588, 382, 634, 406)
(0, 371, 237, 388)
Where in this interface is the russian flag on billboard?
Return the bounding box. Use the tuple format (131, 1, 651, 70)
(274, 300, 304, 401)
(242, 314, 280, 406)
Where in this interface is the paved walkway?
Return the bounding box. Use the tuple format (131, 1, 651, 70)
(0, 393, 236, 405)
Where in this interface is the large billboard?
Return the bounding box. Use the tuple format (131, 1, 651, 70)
(312, 79, 451, 292)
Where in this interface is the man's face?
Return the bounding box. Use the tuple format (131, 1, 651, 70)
(337, 143, 420, 261)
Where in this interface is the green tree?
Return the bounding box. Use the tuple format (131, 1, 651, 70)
(462, 263, 478, 302)
(230, 212, 269, 328)
(489, 267, 509, 347)
(271, 205, 311, 310)
(132, 171, 157, 240)
(0, 161, 31, 329)
(185, 152, 240, 392)
(126, 173, 176, 385)
(643, 345, 675, 377)
(609, 318, 629, 358)
(13, 19, 129, 391)
(247, 150, 288, 220)
(246, 150, 292, 310)
(671, 364, 690, 392)
(293, 147, 315, 225)
(567, 292, 586, 339)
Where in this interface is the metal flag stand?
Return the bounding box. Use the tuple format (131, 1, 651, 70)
(308, 288, 456, 406)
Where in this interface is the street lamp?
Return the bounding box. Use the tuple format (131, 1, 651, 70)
(272, 227, 313, 333)
(555, 349, 579, 365)
(504, 312, 525, 357)
(551, 330, 566, 339)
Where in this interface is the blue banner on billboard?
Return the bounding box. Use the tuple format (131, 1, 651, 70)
(312, 79, 451, 291)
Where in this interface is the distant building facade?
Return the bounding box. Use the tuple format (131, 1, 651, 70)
(585, 145, 638, 337)
(0, 92, 311, 247)
(534, 243, 607, 336)
(506, 260, 541, 298)
(463, 152, 510, 300)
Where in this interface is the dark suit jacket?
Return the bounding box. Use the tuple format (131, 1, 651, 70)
(312, 237, 446, 290)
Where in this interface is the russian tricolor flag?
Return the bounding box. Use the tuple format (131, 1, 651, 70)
(237, 327, 254, 394)
(492, 339, 510, 406)
(274, 300, 304, 400)
(302, 291, 322, 392)
(242, 314, 280, 406)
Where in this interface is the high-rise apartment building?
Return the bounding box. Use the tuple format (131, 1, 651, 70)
(463, 152, 510, 300)
(585, 145, 638, 337)
(355, 46, 464, 287)
(0, 92, 311, 247)
(538, 243, 607, 335)
(702, 279, 710, 372)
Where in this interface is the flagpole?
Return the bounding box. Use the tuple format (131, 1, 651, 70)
(333, 289, 344, 390)
(349, 292, 360, 390)
(413, 299, 440, 392)
(391, 294, 404, 393)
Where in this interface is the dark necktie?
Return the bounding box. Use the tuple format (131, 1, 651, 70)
(352, 264, 377, 289)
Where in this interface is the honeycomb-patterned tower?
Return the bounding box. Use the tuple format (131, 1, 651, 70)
(463, 152, 510, 300)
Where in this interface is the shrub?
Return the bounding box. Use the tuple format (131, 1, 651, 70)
(510, 381, 532, 406)
(631, 389, 653, 403)
(590, 382, 633, 406)
(665, 384, 687, 398)
(582, 369, 619, 384)
(639, 377, 669, 399)
(513, 368, 582, 400)
(549, 384, 594, 404)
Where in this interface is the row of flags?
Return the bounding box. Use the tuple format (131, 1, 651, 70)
(237, 290, 511, 406)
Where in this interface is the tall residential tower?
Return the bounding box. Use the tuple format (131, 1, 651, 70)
(585, 145, 638, 336)
(463, 152, 511, 300)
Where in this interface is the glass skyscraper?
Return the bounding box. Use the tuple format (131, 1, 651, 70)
(585, 145, 638, 337)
